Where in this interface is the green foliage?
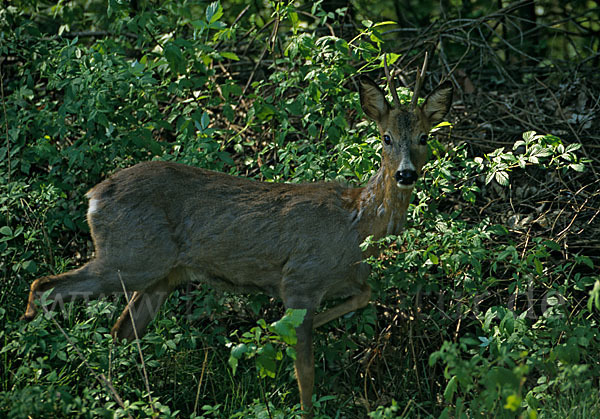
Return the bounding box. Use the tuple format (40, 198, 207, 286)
(381, 137, 598, 418)
(1, 1, 598, 418)
(483, 131, 588, 186)
(228, 309, 305, 379)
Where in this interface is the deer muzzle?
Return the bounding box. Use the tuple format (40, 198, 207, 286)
(395, 169, 418, 189)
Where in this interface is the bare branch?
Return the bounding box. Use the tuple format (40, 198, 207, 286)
(384, 54, 401, 107)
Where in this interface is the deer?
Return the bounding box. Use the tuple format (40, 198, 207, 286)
(23, 61, 453, 417)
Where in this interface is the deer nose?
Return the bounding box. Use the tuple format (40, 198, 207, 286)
(395, 169, 417, 186)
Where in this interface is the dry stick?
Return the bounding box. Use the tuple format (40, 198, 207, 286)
(0, 64, 10, 186)
(41, 307, 133, 419)
(390, 19, 436, 69)
(438, 33, 471, 86)
(297, 10, 335, 36)
(193, 349, 210, 416)
(556, 180, 597, 241)
(214, 4, 251, 51)
(408, 321, 422, 394)
(60, 30, 139, 40)
(362, 348, 377, 411)
(117, 271, 156, 414)
(144, 25, 164, 50)
(241, 18, 276, 57)
(243, 16, 280, 95)
(400, 400, 415, 417)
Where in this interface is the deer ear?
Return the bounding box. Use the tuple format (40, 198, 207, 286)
(422, 81, 453, 126)
(359, 76, 390, 121)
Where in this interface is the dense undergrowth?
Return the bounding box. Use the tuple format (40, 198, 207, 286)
(1, 1, 599, 418)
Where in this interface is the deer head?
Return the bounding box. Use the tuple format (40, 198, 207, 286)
(358, 76, 453, 191)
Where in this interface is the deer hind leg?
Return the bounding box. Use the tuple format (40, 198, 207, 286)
(22, 261, 120, 320)
(111, 278, 176, 341)
(22, 259, 173, 321)
(313, 284, 371, 329)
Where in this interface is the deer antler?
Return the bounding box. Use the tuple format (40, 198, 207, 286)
(383, 54, 401, 107)
(410, 51, 429, 107)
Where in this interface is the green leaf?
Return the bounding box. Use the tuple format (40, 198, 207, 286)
(200, 111, 210, 130)
(373, 21, 398, 27)
(434, 121, 452, 128)
(229, 343, 248, 375)
(206, 1, 223, 24)
(428, 252, 439, 264)
(444, 376, 457, 401)
(217, 151, 235, 165)
(504, 394, 522, 411)
(256, 344, 277, 378)
(289, 11, 299, 34)
(534, 258, 543, 275)
(285, 346, 297, 361)
(484, 307, 499, 330)
(487, 366, 519, 387)
(23, 260, 38, 274)
(576, 255, 594, 269)
(588, 280, 600, 312)
(271, 309, 305, 345)
(542, 240, 560, 251)
(494, 170, 509, 186)
(500, 311, 515, 335)
(0, 226, 12, 236)
(522, 131, 537, 144)
(164, 43, 186, 75)
(570, 163, 585, 172)
(220, 51, 239, 61)
(285, 309, 307, 327)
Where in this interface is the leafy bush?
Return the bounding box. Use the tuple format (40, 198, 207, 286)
(1, 1, 598, 418)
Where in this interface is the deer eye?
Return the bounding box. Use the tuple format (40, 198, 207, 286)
(383, 134, 391, 145)
(419, 133, 428, 145)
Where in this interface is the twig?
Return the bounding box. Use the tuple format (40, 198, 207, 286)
(193, 349, 210, 415)
(42, 308, 133, 419)
(535, 77, 598, 177)
(243, 16, 280, 95)
(297, 10, 335, 36)
(117, 271, 156, 414)
(0, 62, 10, 185)
(214, 4, 251, 50)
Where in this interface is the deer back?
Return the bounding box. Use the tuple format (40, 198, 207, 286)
(86, 161, 369, 303)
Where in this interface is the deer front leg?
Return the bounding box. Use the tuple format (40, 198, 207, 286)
(294, 312, 315, 418)
(313, 284, 371, 329)
(111, 276, 177, 341)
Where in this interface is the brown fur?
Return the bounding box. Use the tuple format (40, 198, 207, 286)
(23, 76, 453, 417)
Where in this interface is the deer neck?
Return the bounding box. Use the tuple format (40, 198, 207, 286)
(344, 167, 412, 244)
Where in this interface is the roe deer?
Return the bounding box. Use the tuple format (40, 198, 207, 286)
(23, 69, 453, 416)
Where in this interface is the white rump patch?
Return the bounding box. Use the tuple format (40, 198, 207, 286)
(87, 198, 99, 216)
